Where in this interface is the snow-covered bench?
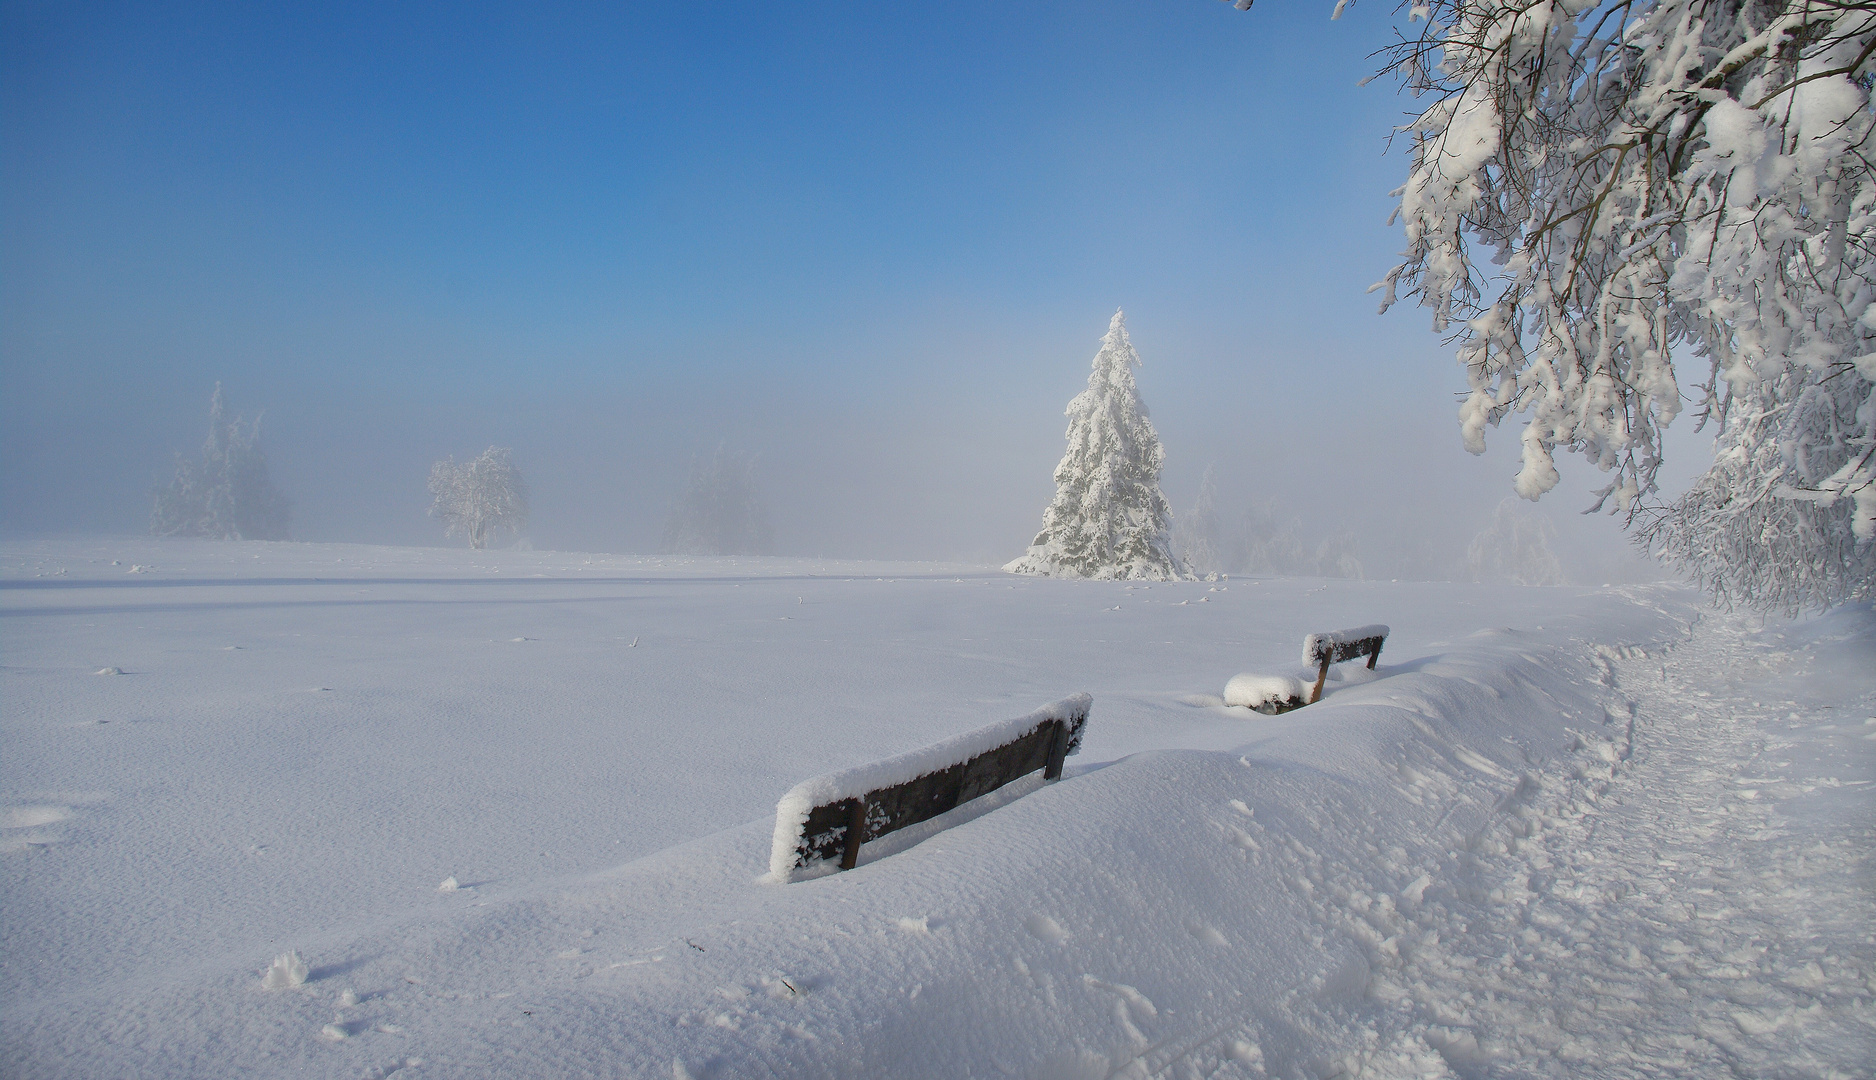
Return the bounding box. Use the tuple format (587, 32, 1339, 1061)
(1223, 625, 1390, 714)
(1302, 624, 1388, 704)
(768, 694, 1091, 880)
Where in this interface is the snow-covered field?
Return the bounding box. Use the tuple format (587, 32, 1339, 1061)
(2, 539, 1870, 1078)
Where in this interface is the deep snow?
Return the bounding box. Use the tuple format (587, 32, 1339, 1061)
(1, 539, 1869, 1078)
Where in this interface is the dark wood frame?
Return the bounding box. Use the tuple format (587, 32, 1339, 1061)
(1305, 629, 1387, 704)
(784, 702, 1089, 875)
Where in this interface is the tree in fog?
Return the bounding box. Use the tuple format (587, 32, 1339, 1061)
(151, 383, 290, 540)
(662, 446, 774, 556)
(1466, 499, 1565, 587)
(1006, 310, 1187, 581)
(428, 446, 528, 550)
(1175, 463, 1225, 578)
(1230, 501, 1363, 580)
(1231, 1, 1873, 610)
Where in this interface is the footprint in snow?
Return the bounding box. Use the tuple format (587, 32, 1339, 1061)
(3, 806, 72, 829)
(1186, 922, 1229, 946)
(1025, 915, 1069, 944)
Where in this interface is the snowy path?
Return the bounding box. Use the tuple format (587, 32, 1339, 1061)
(1308, 608, 1876, 1078)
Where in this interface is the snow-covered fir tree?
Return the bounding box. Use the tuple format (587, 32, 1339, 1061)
(428, 446, 528, 549)
(1232, 1, 1874, 610)
(1006, 310, 1187, 581)
(1174, 463, 1225, 579)
(1466, 499, 1566, 587)
(151, 383, 290, 540)
(662, 446, 774, 556)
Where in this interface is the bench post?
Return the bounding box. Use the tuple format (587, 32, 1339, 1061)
(1043, 719, 1069, 780)
(1310, 656, 1331, 704)
(1366, 639, 1382, 669)
(840, 797, 867, 870)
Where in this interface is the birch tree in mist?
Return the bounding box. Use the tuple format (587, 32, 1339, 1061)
(1235, 0, 1875, 610)
(429, 446, 528, 550)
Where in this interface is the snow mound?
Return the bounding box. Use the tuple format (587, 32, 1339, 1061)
(260, 950, 308, 990)
(1222, 673, 1306, 710)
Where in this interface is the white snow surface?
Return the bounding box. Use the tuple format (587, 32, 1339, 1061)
(2, 539, 1871, 1077)
(768, 694, 1088, 881)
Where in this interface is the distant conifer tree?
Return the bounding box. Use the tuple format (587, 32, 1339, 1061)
(1006, 310, 1186, 580)
(662, 446, 774, 556)
(151, 384, 290, 540)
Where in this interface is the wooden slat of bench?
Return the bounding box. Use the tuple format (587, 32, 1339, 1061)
(1306, 634, 1387, 667)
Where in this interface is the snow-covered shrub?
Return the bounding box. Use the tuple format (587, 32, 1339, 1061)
(150, 384, 290, 540)
(428, 446, 528, 550)
(1006, 310, 1187, 581)
(662, 446, 774, 556)
(1466, 499, 1565, 587)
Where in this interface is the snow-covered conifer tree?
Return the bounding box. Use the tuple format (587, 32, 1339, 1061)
(1006, 310, 1186, 580)
(428, 446, 528, 549)
(1466, 499, 1566, 587)
(151, 384, 290, 540)
(1175, 463, 1225, 579)
(662, 446, 774, 556)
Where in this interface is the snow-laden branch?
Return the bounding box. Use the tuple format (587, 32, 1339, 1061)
(1293, 0, 1876, 610)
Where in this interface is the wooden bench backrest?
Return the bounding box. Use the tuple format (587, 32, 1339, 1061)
(771, 694, 1091, 878)
(1301, 625, 1389, 704)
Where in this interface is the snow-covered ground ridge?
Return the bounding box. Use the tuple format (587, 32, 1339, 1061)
(3, 540, 1869, 1077)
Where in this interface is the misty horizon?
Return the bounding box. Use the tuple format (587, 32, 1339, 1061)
(2, 3, 1686, 583)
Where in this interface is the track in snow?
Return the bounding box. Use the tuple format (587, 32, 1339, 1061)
(1270, 608, 1876, 1079)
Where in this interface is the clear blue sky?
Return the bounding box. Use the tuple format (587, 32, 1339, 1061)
(0, 1, 1677, 575)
